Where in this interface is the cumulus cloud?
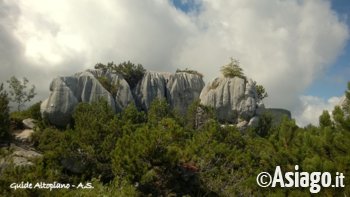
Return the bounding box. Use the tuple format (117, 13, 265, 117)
(295, 95, 342, 126)
(175, 0, 349, 111)
(0, 0, 348, 125)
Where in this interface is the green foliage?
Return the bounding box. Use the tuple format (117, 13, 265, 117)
(147, 98, 173, 126)
(319, 110, 332, 128)
(95, 61, 146, 89)
(176, 68, 203, 78)
(256, 84, 268, 101)
(2, 81, 350, 196)
(71, 99, 120, 181)
(7, 76, 36, 111)
(255, 112, 273, 137)
(0, 83, 10, 139)
(220, 58, 246, 80)
(10, 101, 41, 128)
(96, 76, 120, 98)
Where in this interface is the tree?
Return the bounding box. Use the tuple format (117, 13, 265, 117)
(7, 76, 36, 111)
(319, 110, 332, 128)
(220, 58, 246, 80)
(0, 83, 10, 139)
(256, 84, 268, 102)
(147, 98, 172, 126)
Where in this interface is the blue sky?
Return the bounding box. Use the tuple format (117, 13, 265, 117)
(305, 0, 350, 99)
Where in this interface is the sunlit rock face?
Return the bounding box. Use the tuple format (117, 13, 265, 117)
(40, 69, 133, 127)
(41, 70, 205, 127)
(199, 77, 258, 123)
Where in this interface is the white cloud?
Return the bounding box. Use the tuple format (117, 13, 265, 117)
(295, 95, 341, 126)
(175, 0, 349, 111)
(0, 0, 349, 125)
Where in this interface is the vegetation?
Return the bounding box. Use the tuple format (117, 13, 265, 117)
(176, 68, 203, 78)
(95, 61, 146, 89)
(96, 76, 121, 98)
(256, 84, 268, 102)
(7, 76, 36, 111)
(0, 83, 10, 139)
(1, 78, 350, 196)
(220, 58, 246, 80)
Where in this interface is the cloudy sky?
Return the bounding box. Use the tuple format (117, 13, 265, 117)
(0, 0, 349, 126)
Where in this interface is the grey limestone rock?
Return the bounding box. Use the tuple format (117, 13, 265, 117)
(41, 69, 204, 127)
(41, 70, 133, 127)
(134, 71, 205, 113)
(133, 71, 168, 110)
(166, 72, 205, 114)
(199, 77, 257, 123)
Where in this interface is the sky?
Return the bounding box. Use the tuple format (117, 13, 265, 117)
(0, 0, 349, 126)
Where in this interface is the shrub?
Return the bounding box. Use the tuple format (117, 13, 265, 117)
(176, 68, 203, 78)
(220, 58, 246, 80)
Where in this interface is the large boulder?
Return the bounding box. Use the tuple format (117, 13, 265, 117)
(199, 77, 257, 123)
(166, 72, 205, 114)
(134, 71, 205, 113)
(41, 70, 134, 127)
(133, 71, 169, 110)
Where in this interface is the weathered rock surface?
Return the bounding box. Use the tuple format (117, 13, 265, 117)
(166, 72, 205, 114)
(200, 77, 257, 123)
(0, 145, 42, 169)
(42, 70, 205, 127)
(133, 71, 205, 113)
(41, 70, 134, 127)
(133, 72, 169, 110)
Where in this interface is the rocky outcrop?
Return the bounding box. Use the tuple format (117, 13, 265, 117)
(167, 72, 205, 114)
(0, 145, 42, 169)
(199, 77, 257, 123)
(133, 72, 169, 110)
(42, 70, 205, 127)
(133, 71, 205, 113)
(41, 70, 134, 127)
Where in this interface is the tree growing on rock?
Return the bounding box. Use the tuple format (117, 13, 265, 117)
(95, 61, 146, 89)
(7, 76, 36, 111)
(220, 58, 246, 80)
(256, 84, 268, 102)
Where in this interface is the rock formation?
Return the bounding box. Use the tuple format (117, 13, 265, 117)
(0, 145, 42, 168)
(133, 71, 205, 114)
(41, 69, 134, 127)
(41, 70, 205, 127)
(200, 77, 258, 123)
(167, 72, 205, 114)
